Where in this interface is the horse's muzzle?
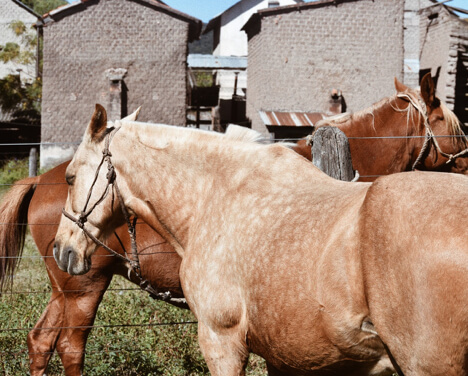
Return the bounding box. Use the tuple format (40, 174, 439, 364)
(53, 241, 91, 275)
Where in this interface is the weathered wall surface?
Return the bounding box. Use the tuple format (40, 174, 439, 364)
(246, 0, 406, 134)
(41, 0, 191, 168)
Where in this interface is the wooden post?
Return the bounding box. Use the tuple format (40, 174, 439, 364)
(29, 148, 37, 177)
(312, 126, 355, 181)
(212, 106, 221, 132)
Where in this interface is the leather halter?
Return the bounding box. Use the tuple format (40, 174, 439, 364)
(408, 95, 468, 171)
(62, 127, 187, 308)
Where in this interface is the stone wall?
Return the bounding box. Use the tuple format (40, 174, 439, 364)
(419, 5, 453, 103)
(449, 18, 468, 126)
(40, 0, 194, 168)
(419, 4, 468, 126)
(245, 0, 405, 134)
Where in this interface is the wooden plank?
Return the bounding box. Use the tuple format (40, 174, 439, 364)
(312, 126, 355, 181)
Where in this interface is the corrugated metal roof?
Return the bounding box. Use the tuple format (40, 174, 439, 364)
(188, 54, 247, 69)
(259, 111, 326, 126)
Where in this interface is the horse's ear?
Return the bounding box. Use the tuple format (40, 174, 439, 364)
(420, 73, 436, 107)
(87, 104, 108, 142)
(394, 77, 409, 93)
(122, 106, 141, 122)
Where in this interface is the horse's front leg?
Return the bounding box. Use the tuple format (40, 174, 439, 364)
(27, 289, 64, 376)
(197, 321, 250, 376)
(55, 278, 111, 376)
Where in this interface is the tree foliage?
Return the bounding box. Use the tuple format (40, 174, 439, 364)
(19, 0, 67, 16)
(0, 20, 41, 121)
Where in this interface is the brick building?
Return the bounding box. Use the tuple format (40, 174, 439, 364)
(242, 0, 468, 135)
(38, 0, 201, 168)
(419, 3, 468, 127)
(204, 0, 302, 100)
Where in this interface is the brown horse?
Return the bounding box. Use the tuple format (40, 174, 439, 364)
(54, 106, 405, 375)
(0, 161, 184, 375)
(293, 73, 468, 181)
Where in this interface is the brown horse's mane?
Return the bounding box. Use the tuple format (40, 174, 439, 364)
(315, 89, 465, 147)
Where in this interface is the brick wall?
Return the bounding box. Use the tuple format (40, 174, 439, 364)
(419, 5, 468, 127)
(419, 5, 453, 104)
(449, 18, 468, 126)
(41, 0, 192, 168)
(246, 0, 405, 134)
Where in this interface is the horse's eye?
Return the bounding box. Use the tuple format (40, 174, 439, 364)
(65, 174, 75, 186)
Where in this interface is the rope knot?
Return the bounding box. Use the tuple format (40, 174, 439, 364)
(106, 164, 116, 183)
(77, 212, 87, 228)
(446, 154, 455, 164)
(102, 149, 112, 157)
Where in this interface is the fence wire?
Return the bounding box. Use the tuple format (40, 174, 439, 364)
(0, 133, 466, 364)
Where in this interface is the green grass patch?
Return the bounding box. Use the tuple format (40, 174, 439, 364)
(0, 159, 266, 374)
(0, 235, 267, 375)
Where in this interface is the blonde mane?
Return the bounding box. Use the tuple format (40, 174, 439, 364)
(315, 89, 465, 146)
(118, 121, 271, 153)
(224, 124, 267, 144)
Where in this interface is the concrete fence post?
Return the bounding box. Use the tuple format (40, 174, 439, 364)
(29, 148, 37, 177)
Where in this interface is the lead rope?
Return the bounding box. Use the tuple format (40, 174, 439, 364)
(62, 128, 188, 309)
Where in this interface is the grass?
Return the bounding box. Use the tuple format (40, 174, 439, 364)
(0, 233, 268, 375)
(0, 159, 267, 375)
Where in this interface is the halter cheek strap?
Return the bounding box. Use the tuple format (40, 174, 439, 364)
(62, 127, 187, 309)
(402, 94, 468, 171)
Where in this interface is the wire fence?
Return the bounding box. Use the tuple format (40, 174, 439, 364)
(0, 131, 466, 369)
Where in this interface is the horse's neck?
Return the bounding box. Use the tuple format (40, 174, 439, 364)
(329, 97, 421, 176)
(112, 124, 269, 253)
(333, 97, 411, 137)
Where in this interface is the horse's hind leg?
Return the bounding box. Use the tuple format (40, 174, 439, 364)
(27, 290, 65, 376)
(197, 321, 250, 376)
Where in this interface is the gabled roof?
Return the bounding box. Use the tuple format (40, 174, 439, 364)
(242, 0, 468, 37)
(36, 0, 202, 42)
(242, 0, 362, 37)
(10, 0, 42, 20)
(421, 0, 468, 17)
(205, 0, 303, 34)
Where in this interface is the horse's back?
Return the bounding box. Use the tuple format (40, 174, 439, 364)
(359, 171, 468, 374)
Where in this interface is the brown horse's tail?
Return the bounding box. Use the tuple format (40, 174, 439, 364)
(0, 176, 38, 293)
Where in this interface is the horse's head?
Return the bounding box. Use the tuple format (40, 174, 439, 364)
(54, 104, 140, 275)
(395, 73, 468, 173)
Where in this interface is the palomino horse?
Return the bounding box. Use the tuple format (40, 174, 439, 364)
(54, 105, 406, 375)
(293, 73, 468, 181)
(0, 123, 275, 375)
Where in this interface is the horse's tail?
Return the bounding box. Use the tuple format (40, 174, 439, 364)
(0, 176, 38, 293)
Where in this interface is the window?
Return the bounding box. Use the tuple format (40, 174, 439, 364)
(268, 1, 280, 8)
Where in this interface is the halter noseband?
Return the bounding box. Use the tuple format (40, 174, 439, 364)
(62, 127, 187, 308)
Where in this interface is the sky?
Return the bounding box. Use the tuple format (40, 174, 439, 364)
(160, 0, 468, 22)
(63, 1, 468, 23)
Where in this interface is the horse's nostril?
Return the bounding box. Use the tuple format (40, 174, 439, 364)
(53, 242, 60, 260)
